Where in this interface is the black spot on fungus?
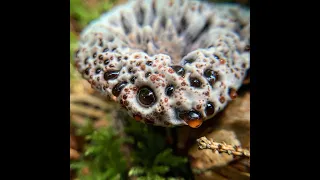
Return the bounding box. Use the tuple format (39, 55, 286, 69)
(146, 61, 153, 66)
(103, 48, 109, 52)
(165, 85, 174, 96)
(104, 70, 120, 80)
(189, 77, 202, 87)
(93, 52, 97, 58)
(137, 87, 157, 107)
(112, 81, 128, 97)
(98, 55, 103, 60)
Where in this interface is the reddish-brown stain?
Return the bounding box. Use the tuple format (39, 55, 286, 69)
(229, 89, 237, 100)
(133, 114, 142, 121)
(219, 96, 226, 103)
(220, 59, 226, 64)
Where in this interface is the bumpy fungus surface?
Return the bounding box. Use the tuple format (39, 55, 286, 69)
(74, 0, 250, 127)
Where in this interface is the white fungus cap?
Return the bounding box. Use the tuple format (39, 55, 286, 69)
(74, 0, 250, 128)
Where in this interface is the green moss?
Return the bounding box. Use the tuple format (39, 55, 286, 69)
(70, 0, 116, 30)
(71, 120, 127, 180)
(125, 121, 189, 180)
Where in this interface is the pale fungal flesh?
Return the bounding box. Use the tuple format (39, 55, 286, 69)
(74, 0, 250, 128)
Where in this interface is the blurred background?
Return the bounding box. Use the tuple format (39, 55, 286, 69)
(70, 0, 249, 180)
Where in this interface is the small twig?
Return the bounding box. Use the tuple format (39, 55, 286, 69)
(197, 136, 250, 158)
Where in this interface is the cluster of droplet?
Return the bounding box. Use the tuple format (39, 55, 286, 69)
(74, 0, 250, 127)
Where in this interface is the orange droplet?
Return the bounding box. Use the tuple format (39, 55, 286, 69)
(229, 89, 237, 100)
(220, 59, 226, 64)
(133, 114, 142, 121)
(187, 119, 203, 128)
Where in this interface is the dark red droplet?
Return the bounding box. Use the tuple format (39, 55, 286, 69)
(204, 69, 218, 86)
(145, 72, 152, 78)
(137, 87, 157, 107)
(84, 68, 90, 75)
(189, 77, 202, 87)
(130, 76, 137, 84)
(96, 68, 102, 74)
(165, 85, 174, 96)
(104, 70, 120, 80)
(205, 102, 215, 116)
(104, 59, 110, 65)
(171, 66, 185, 76)
(112, 81, 127, 97)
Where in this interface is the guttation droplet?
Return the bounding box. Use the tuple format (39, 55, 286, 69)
(137, 87, 157, 107)
(84, 68, 90, 75)
(104, 70, 120, 81)
(205, 102, 215, 116)
(145, 72, 151, 78)
(177, 110, 203, 128)
(189, 77, 202, 87)
(112, 81, 128, 97)
(165, 85, 174, 96)
(204, 69, 218, 85)
(130, 76, 137, 84)
(171, 66, 185, 76)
